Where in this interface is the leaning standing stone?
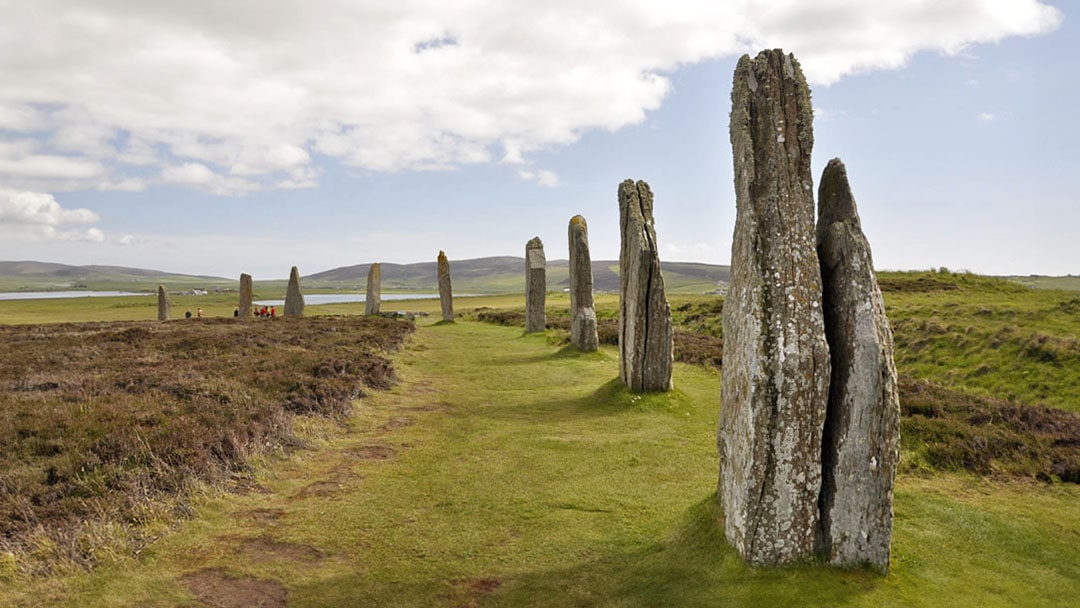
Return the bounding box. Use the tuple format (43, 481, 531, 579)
(437, 251, 454, 322)
(525, 237, 546, 332)
(568, 215, 598, 352)
(816, 158, 900, 572)
(157, 284, 170, 321)
(718, 49, 830, 566)
(365, 263, 381, 316)
(617, 179, 673, 392)
(239, 273, 253, 318)
(284, 266, 305, 317)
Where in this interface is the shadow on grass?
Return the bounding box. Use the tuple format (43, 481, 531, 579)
(493, 496, 881, 607)
(288, 495, 879, 607)
(467, 378, 703, 425)
(493, 341, 616, 366)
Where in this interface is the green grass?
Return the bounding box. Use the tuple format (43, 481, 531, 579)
(3, 318, 1077, 607)
(880, 271, 1080, 412)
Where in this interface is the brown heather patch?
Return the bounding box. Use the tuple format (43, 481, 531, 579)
(899, 376, 1080, 483)
(0, 315, 412, 576)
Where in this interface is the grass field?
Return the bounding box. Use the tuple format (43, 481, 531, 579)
(2, 318, 1077, 606)
(1, 272, 1078, 605)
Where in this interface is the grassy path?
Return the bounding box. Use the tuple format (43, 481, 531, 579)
(5, 319, 1079, 606)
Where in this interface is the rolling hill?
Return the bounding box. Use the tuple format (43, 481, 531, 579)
(304, 257, 731, 294)
(0, 261, 233, 292)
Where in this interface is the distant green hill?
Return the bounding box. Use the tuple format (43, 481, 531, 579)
(0, 261, 233, 293)
(305, 257, 731, 294)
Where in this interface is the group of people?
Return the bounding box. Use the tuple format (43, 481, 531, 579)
(184, 308, 203, 319)
(232, 305, 276, 318)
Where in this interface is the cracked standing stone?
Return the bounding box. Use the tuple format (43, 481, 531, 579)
(816, 157, 900, 572)
(569, 215, 598, 352)
(718, 49, 830, 566)
(618, 179, 673, 392)
(525, 237, 546, 332)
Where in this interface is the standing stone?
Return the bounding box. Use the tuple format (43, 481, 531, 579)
(239, 273, 253, 318)
(816, 158, 900, 572)
(157, 284, 170, 321)
(284, 266, 305, 317)
(437, 251, 454, 322)
(365, 263, 381, 316)
(718, 49, 830, 566)
(617, 179, 673, 392)
(525, 237, 546, 332)
(568, 215, 598, 352)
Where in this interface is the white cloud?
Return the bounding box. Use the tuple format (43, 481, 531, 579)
(98, 178, 148, 192)
(740, 1, 1063, 84)
(518, 169, 561, 188)
(977, 111, 997, 122)
(160, 162, 259, 196)
(0, 189, 100, 226)
(0, 0, 1062, 196)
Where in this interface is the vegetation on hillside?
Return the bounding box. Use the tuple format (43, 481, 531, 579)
(2, 270, 1079, 604)
(471, 271, 1080, 484)
(0, 316, 413, 577)
(5, 319, 1076, 607)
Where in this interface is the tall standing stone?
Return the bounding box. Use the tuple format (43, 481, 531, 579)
(525, 237, 546, 332)
(284, 266, 305, 317)
(437, 251, 454, 322)
(239, 273, 253, 318)
(568, 215, 598, 352)
(365, 263, 381, 316)
(816, 158, 900, 572)
(718, 49, 830, 565)
(617, 179, 673, 392)
(157, 284, 170, 321)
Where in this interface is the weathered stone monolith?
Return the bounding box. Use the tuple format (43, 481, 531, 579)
(437, 251, 453, 322)
(718, 49, 830, 566)
(568, 215, 598, 352)
(525, 237, 546, 332)
(365, 264, 381, 316)
(617, 179, 673, 392)
(239, 273, 253, 318)
(284, 266, 304, 317)
(816, 158, 900, 572)
(157, 284, 170, 320)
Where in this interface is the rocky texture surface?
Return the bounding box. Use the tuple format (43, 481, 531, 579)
(438, 251, 454, 322)
(157, 284, 170, 321)
(239, 273, 253, 318)
(284, 266, 305, 317)
(568, 215, 599, 351)
(525, 237, 546, 332)
(365, 263, 381, 316)
(816, 158, 900, 572)
(617, 179, 673, 392)
(718, 49, 830, 566)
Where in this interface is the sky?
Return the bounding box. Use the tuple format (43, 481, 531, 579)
(0, 0, 1074, 280)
